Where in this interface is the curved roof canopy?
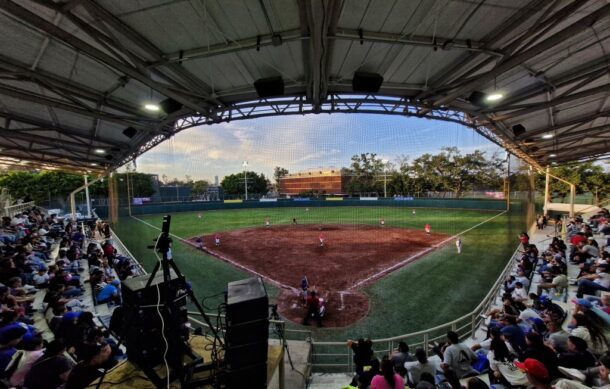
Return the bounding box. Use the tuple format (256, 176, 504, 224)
(1, 0, 610, 173)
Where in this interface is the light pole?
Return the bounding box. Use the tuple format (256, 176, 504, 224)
(382, 159, 388, 198)
(242, 161, 248, 200)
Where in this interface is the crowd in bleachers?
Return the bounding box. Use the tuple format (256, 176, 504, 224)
(344, 208, 610, 389)
(0, 207, 139, 388)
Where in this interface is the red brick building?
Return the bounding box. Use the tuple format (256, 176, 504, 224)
(280, 168, 350, 196)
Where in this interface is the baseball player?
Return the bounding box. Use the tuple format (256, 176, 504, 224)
(293, 218, 298, 225)
(412, 209, 416, 215)
(300, 276, 309, 305)
(456, 238, 462, 254)
(380, 218, 385, 227)
(265, 217, 271, 228)
(425, 223, 431, 234)
(195, 236, 205, 250)
(197, 213, 203, 219)
(214, 233, 221, 247)
(319, 232, 326, 247)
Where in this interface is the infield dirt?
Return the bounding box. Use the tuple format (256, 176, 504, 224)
(187, 224, 449, 327)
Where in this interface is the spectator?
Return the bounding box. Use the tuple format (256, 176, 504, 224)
(65, 341, 114, 389)
(347, 338, 374, 376)
(23, 339, 74, 389)
(520, 332, 559, 380)
(570, 312, 609, 356)
(576, 264, 610, 298)
(515, 358, 552, 389)
(556, 336, 597, 370)
(371, 357, 404, 389)
(440, 331, 478, 378)
(390, 341, 415, 368)
(543, 320, 569, 353)
(0, 324, 26, 372)
(466, 377, 489, 389)
(488, 337, 528, 387)
(404, 347, 437, 386)
(6, 335, 44, 387)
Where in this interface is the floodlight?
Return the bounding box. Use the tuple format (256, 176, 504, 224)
(542, 134, 553, 139)
(144, 103, 160, 111)
(486, 93, 503, 102)
(549, 154, 557, 158)
(94, 148, 106, 154)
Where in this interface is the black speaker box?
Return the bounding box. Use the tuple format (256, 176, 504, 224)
(467, 91, 486, 107)
(352, 72, 383, 93)
(160, 98, 183, 115)
(121, 270, 187, 366)
(225, 277, 269, 388)
(225, 363, 267, 388)
(254, 77, 284, 98)
(122, 126, 137, 139)
(226, 277, 269, 326)
(512, 124, 526, 137)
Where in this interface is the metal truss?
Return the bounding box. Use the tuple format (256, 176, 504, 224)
(117, 94, 543, 171)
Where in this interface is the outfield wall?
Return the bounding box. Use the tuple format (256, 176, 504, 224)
(97, 197, 507, 218)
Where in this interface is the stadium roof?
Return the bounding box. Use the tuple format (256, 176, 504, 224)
(1, 0, 610, 173)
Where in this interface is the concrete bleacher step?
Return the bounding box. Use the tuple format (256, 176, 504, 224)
(308, 373, 353, 389)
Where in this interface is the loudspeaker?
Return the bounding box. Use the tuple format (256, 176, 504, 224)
(512, 124, 526, 137)
(254, 77, 284, 98)
(160, 98, 183, 115)
(121, 270, 188, 367)
(122, 127, 137, 139)
(352, 72, 383, 93)
(467, 91, 486, 107)
(225, 277, 269, 388)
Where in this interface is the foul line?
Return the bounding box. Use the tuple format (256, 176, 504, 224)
(349, 209, 508, 289)
(130, 216, 294, 291)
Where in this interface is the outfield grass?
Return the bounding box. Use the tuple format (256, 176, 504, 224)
(112, 206, 525, 341)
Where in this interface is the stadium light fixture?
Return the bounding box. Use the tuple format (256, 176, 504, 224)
(90, 162, 99, 166)
(94, 148, 106, 154)
(486, 93, 503, 102)
(542, 134, 554, 139)
(144, 103, 160, 111)
(549, 154, 557, 158)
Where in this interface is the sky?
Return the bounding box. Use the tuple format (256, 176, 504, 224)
(129, 113, 502, 182)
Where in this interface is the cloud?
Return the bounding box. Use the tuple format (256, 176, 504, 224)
(130, 114, 499, 181)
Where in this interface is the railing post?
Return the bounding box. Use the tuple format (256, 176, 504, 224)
(423, 333, 428, 356)
(470, 313, 476, 339)
(348, 346, 352, 373)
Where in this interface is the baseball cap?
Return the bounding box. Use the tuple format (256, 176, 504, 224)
(515, 358, 549, 380)
(572, 298, 593, 308)
(0, 323, 27, 344)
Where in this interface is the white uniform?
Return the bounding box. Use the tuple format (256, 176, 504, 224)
(456, 239, 462, 254)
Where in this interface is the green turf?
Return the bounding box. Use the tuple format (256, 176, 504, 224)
(112, 206, 525, 341)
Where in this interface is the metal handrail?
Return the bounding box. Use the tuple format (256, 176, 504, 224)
(579, 198, 610, 216)
(2, 201, 36, 217)
(309, 244, 521, 372)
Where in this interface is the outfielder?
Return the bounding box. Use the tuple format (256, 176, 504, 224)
(456, 238, 462, 254)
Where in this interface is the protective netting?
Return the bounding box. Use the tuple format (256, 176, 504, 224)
(107, 113, 536, 338)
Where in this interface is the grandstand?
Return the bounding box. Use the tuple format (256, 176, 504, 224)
(1, 1, 610, 389)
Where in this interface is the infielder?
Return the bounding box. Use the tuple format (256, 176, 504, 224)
(265, 217, 271, 228)
(319, 232, 326, 247)
(456, 238, 462, 254)
(380, 218, 385, 227)
(214, 233, 221, 247)
(425, 223, 431, 234)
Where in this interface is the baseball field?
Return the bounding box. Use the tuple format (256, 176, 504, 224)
(112, 205, 524, 340)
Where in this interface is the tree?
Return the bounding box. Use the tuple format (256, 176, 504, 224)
(273, 166, 289, 191)
(114, 172, 155, 197)
(191, 180, 210, 197)
(536, 162, 610, 203)
(221, 171, 269, 196)
(347, 153, 385, 195)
